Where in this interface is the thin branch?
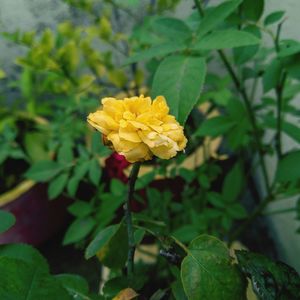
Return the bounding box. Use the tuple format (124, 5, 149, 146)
(125, 162, 141, 276)
(218, 50, 271, 194)
(194, 0, 204, 17)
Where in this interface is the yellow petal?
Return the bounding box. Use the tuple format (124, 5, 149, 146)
(87, 111, 119, 132)
(152, 95, 169, 116)
(128, 120, 149, 131)
(112, 288, 138, 300)
(119, 128, 141, 143)
(151, 144, 177, 159)
(107, 132, 138, 152)
(122, 143, 152, 163)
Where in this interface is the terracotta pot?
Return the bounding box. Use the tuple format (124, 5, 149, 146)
(0, 180, 71, 246)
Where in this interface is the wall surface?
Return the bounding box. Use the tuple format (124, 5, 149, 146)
(0, 0, 300, 271)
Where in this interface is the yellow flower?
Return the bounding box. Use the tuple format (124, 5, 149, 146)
(87, 95, 187, 163)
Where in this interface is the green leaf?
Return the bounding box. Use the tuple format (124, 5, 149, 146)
(207, 192, 225, 209)
(20, 68, 33, 99)
(285, 53, 300, 80)
(179, 168, 196, 183)
(85, 225, 119, 259)
(102, 277, 129, 298)
(263, 115, 300, 144)
(241, 0, 264, 21)
(25, 160, 63, 182)
(263, 58, 282, 93)
(226, 203, 247, 219)
(134, 228, 145, 245)
(181, 235, 246, 300)
(95, 193, 124, 230)
(67, 176, 80, 197)
(68, 201, 93, 218)
(151, 55, 206, 125)
(67, 160, 90, 196)
(193, 29, 260, 50)
(85, 223, 128, 269)
(58, 142, 74, 165)
(115, 0, 139, 7)
(0, 145, 9, 164)
(89, 158, 102, 186)
(233, 25, 261, 64)
(0, 210, 15, 234)
(74, 160, 90, 179)
(278, 40, 300, 58)
(63, 217, 96, 245)
(150, 17, 192, 42)
(222, 162, 244, 202)
(199, 173, 210, 189)
(171, 280, 188, 300)
(48, 172, 69, 200)
(264, 11, 285, 26)
(236, 250, 300, 300)
(91, 131, 103, 154)
(135, 171, 155, 190)
(111, 179, 127, 197)
(24, 132, 49, 163)
(103, 275, 146, 298)
(195, 116, 235, 137)
(0, 243, 49, 272)
(172, 225, 199, 243)
(124, 43, 186, 65)
(97, 223, 128, 269)
(56, 274, 90, 299)
(150, 289, 168, 300)
(196, 0, 242, 38)
(0, 257, 70, 300)
(276, 151, 300, 183)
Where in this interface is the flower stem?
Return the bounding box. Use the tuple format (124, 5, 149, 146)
(125, 162, 141, 276)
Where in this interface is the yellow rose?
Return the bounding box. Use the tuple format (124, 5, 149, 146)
(87, 95, 187, 163)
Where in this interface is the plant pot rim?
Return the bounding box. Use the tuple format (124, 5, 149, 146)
(0, 180, 35, 208)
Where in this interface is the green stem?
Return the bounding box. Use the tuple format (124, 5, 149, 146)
(125, 162, 141, 276)
(274, 21, 287, 159)
(250, 74, 258, 102)
(218, 50, 271, 194)
(275, 21, 284, 52)
(193, 0, 204, 17)
(275, 71, 287, 159)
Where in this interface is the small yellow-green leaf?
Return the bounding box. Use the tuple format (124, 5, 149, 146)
(0, 69, 6, 79)
(112, 288, 138, 300)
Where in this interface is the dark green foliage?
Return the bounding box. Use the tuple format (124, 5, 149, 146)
(0, 210, 16, 234)
(236, 250, 300, 300)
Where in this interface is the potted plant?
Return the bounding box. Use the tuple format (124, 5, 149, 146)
(1, 1, 300, 299)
